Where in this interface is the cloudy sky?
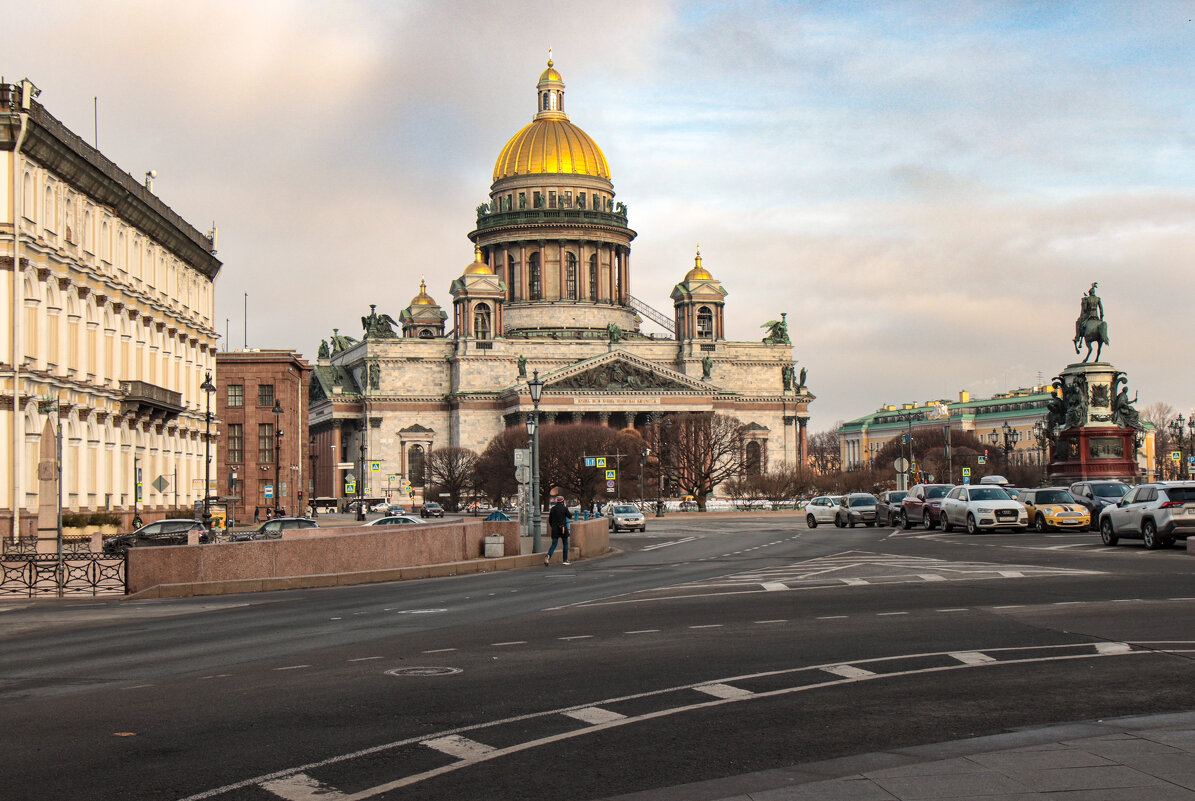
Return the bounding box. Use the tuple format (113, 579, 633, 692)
(9, 1, 1194, 429)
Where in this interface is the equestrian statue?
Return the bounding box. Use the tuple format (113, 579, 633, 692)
(1074, 282, 1109, 362)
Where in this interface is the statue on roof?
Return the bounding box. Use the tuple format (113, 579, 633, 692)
(761, 313, 790, 345)
(517, 354, 527, 378)
(362, 304, 398, 340)
(797, 367, 807, 392)
(606, 322, 622, 344)
(317, 339, 330, 359)
(701, 355, 713, 380)
(329, 328, 358, 355)
(781, 364, 795, 392)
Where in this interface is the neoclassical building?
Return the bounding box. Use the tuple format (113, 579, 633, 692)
(308, 61, 812, 503)
(1, 80, 221, 540)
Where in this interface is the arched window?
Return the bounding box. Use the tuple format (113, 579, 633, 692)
(473, 302, 491, 340)
(507, 254, 517, 301)
(21, 173, 33, 218)
(565, 252, 577, 299)
(418, 329, 434, 339)
(542, 93, 550, 111)
(697, 306, 713, 338)
(44, 185, 54, 231)
(589, 254, 598, 301)
(529, 253, 541, 300)
(745, 441, 762, 476)
(408, 444, 426, 487)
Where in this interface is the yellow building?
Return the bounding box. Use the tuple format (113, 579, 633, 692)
(1, 80, 221, 540)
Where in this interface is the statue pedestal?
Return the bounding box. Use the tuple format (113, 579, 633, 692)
(1046, 362, 1141, 482)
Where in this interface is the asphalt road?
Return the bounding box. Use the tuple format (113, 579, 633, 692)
(1, 515, 1193, 801)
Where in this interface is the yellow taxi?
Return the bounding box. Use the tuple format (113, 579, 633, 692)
(1021, 487, 1091, 532)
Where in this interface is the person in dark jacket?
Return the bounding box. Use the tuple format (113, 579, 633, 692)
(545, 496, 573, 565)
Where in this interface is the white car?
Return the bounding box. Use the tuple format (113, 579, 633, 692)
(939, 485, 1027, 534)
(606, 504, 646, 532)
(364, 515, 424, 526)
(804, 495, 843, 528)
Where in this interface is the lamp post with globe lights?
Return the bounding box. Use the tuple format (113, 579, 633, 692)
(526, 370, 543, 552)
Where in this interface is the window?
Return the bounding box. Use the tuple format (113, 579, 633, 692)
(259, 423, 275, 463)
(565, 252, 577, 299)
(529, 253, 542, 300)
(507, 254, 517, 300)
(228, 423, 244, 463)
(408, 444, 426, 488)
(548, 191, 557, 208)
(745, 441, 762, 475)
(258, 384, 274, 407)
(473, 302, 492, 340)
(589, 254, 598, 301)
(533, 191, 543, 208)
(563, 191, 572, 208)
(228, 384, 244, 408)
(697, 306, 713, 338)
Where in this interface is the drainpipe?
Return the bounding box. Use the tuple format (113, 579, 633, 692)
(10, 79, 36, 543)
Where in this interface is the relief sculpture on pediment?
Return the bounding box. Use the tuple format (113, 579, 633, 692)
(553, 361, 690, 392)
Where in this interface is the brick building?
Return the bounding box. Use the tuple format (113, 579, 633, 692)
(215, 350, 310, 524)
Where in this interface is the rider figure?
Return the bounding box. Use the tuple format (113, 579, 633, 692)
(1075, 282, 1103, 342)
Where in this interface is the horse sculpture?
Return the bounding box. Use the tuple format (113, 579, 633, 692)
(1073, 283, 1108, 363)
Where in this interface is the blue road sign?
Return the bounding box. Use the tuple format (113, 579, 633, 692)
(585, 457, 595, 467)
(264, 485, 274, 499)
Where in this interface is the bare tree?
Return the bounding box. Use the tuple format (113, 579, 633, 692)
(539, 424, 645, 508)
(424, 446, 478, 512)
(807, 427, 841, 475)
(474, 427, 527, 504)
(660, 413, 745, 511)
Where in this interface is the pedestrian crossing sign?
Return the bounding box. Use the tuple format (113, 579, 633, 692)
(596, 458, 606, 468)
(605, 470, 616, 480)
(345, 481, 356, 493)
(962, 467, 971, 477)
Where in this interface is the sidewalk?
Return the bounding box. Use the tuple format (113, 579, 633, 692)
(599, 711, 1195, 800)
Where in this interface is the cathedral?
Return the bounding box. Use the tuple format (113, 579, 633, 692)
(307, 60, 813, 504)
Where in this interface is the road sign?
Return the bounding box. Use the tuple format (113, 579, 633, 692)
(584, 457, 595, 467)
(596, 458, 606, 468)
(963, 476, 971, 484)
(977, 456, 987, 465)
(264, 485, 274, 499)
(515, 465, 531, 484)
(605, 470, 616, 480)
(514, 449, 530, 467)
(894, 457, 908, 473)
(369, 461, 381, 472)
(1171, 450, 1182, 462)
(152, 475, 170, 493)
(344, 481, 356, 493)
(606, 486, 614, 493)
(606, 480, 615, 488)
(336, 461, 354, 470)
(962, 467, 971, 477)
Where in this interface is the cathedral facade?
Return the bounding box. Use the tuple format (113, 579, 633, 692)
(307, 61, 812, 504)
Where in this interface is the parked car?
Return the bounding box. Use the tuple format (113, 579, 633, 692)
(1020, 487, 1090, 532)
(804, 495, 843, 528)
(228, 517, 318, 542)
(364, 515, 424, 527)
(875, 490, 908, 526)
(1098, 482, 1195, 549)
(835, 493, 878, 528)
(387, 503, 406, 515)
(938, 485, 1027, 534)
(899, 484, 954, 529)
(1069, 480, 1130, 531)
(370, 501, 389, 512)
(419, 502, 444, 518)
(103, 519, 210, 554)
(679, 500, 698, 512)
(606, 504, 646, 532)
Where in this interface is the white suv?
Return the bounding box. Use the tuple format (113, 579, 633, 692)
(939, 485, 1027, 534)
(1098, 482, 1195, 549)
(805, 495, 842, 528)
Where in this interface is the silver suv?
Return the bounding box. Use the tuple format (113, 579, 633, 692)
(804, 495, 842, 528)
(1098, 482, 1195, 549)
(835, 493, 878, 528)
(606, 504, 646, 532)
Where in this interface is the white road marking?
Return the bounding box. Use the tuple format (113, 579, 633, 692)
(559, 635, 593, 640)
(877, 612, 908, 616)
(1095, 642, 1133, 654)
(422, 648, 457, 653)
(641, 537, 696, 551)
(937, 608, 968, 612)
(993, 605, 1024, 609)
(625, 629, 659, 634)
(694, 682, 754, 699)
(563, 706, 627, 725)
(917, 574, 948, 581)
(843, 578, 869, 585)
(491, 641, 527, 647)
(121, 684, 154, 690)
(755, 619, 786, 624)
(261, 773, 348, 800)
(951, 651, 996, 665)
(998, 570, 1025, 578)
(349, 657, 383, 662)
(274, 665, 311, 671)
(422, 735, 495, 761)
(817, 615, 847, 620)
(761, 582, 789, 591)
(821, 664, 875, 679)
(689, 624, 722, 629)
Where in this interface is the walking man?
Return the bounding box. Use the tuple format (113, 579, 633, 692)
(545, 496, 573, 566)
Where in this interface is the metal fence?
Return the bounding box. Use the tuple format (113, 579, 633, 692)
(0, 554, 126, 597)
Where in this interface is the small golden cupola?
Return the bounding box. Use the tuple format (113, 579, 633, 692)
(671, 246, 728, 342)
(463, 244, 494, 275)
(400, 276, 447, 338)
(451, 247, 507, 345)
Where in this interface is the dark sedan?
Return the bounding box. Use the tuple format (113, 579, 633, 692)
(875, 490, 908, 526)
(228, 517, 318, 542)
(103, 519, 210, 555)
(420, 502, 445, 518)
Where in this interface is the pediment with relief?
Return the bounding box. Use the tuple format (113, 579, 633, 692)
(545, 353, 708, 393)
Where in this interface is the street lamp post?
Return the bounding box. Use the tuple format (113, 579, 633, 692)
(272, 399, 283, 516)
(1168, 414, 1195, 479)
(200, 372, 216, 530)
(1000, 421, 1021, 468)
(356, 435, 367, 521)
(1033, 420, 1048, 485)
(308, 436, 318, 517)
(526, 370, 543, 552)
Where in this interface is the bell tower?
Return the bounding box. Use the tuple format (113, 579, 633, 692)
(671, 248, 727, 341)
(450, 246, 507, 342)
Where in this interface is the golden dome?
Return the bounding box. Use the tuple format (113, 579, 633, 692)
(409, 277, 437, 306)
(685, 247, 712, 281)
(464, 245, 494, 275)
(492, 59, 611, 182)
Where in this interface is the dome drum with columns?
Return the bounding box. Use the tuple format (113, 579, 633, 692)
(307, 59, 812, 507)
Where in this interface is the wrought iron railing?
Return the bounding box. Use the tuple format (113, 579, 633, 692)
(0, 554, 126, 597)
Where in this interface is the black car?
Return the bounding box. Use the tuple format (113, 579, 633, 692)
(228, 517, 318, 542)
(1068, 480, 1130, 531)
(103, 519, 210, 555)
(875, 490, 908, 526)
(420, 502, 444, 518)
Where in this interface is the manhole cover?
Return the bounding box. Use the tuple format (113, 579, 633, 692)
(396, 609, 447, 615)
(386, 666, 462, 677)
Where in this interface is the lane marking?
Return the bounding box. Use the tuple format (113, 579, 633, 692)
(491, 641, 526, 647)
(821, 664, 875, 679)
(422, 735, 495, 761)
(641, 537, 697, 551)
(563, 706, 627, 725)
(1096, 642, 1132, 654)
(625, 629, 659, 634)
(817, 615, 847, 620)
(917, 574, 947, 582)
(274, 665, 311, 671)
(422, 648, 457, 654)
(755, 619, 786, 624)
(349, 657, 383, 662)
(689, 624, 723, 629)
(260, 773, 348, 800)
(993, 605, 1024, 609)
(937, 608, 968, 612)
(121, 684, 154, 690)
(694, 683, 753, 700)
(559, 635, 593, 641)
(877, 612, 908, 617)
(760, 582, 789, 591)
(997, 571, 1025, 578)
(951, 651, 996, 665)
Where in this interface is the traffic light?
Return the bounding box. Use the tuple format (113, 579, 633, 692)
(297, 490, 303, 499)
